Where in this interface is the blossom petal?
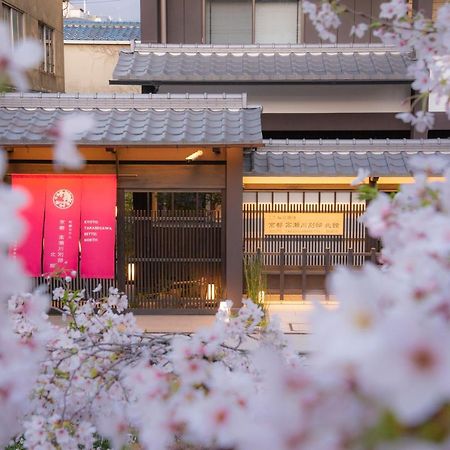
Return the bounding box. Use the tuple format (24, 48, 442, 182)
(13, 40, 43, 70)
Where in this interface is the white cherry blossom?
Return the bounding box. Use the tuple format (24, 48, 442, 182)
(49, 113, 95, 170)
(0, 22, 42, 91)
(351, 167, 370, 186)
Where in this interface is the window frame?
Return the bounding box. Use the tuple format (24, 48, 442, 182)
(2, 2, 24, 44)
(39, 22, 55, 74)
(205, 0, 303, 45)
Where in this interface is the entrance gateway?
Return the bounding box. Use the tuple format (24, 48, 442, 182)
(124, 191, 224, 311)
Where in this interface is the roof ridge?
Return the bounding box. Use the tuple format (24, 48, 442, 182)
(0, 92, 252, 110)
(262, 138, 450, 146)
(64, 23, 140, 27)
(132, 42, 407, 54)
(257, 139, 450, 153)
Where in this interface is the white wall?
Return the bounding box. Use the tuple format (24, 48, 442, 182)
(64, 43, 140, 94)
(158, 84, 411, 113)
(429, 92, 446, 113)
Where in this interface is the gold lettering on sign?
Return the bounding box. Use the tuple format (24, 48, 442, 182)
(264, 213, 344, 236)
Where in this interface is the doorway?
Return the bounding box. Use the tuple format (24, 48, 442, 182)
(124, 191, 224, 312)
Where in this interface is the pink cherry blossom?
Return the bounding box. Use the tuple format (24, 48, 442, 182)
(380, 0, 409, 19)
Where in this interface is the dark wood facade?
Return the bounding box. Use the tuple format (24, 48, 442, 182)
(8, 144, 246, 310)
(140, 0, 434, 45)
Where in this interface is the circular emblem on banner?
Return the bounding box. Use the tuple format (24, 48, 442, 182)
(53, 189, 74, 210)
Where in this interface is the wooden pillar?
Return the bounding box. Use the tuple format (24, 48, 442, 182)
(140, 0, 160, 43)
(412, 0, 432, 17)
(225, 148, 243, 307)
(410, 1, 432, 139)
(116, 188, 126, 293)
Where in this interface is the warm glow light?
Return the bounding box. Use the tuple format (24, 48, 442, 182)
(242, 176, 445, 186)
(207, 283, 215, 301)
(185, 150, 204, 161)
(127, 263, 135, 282)
(258, 291, 265, 303)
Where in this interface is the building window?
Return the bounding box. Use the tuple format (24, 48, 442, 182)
(206, 0, 301, 44)
(243, 191, 363, 208)
(39, 23, 55, 74)
(255, 0, 300, 44)
(2, 3, 24, 43)
(206, 0, 253, 44)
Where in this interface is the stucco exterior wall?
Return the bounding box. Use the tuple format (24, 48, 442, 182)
(4, 0, 65, 92)
(64, 43, 140, 94)
(158, 84, 412, 114)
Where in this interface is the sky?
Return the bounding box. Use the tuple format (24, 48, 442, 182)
(70, 0, 140, 21)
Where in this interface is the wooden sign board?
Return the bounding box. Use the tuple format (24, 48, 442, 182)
(264, 213, 344, 236)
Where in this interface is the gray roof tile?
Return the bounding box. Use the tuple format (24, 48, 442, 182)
(245, 139, 450, 177)
(112, 44, 412, 84)
(64, 19, 140, 41)
(0, 93, 262, 147)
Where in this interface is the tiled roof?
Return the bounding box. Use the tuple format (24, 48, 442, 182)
(0, 93, 262, 147)
(112, 43, 413, 85)
(64, 19, 140, 41)
(244, 139, 450, 177)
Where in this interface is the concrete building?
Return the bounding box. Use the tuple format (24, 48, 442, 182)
(2, 0, 64, 92)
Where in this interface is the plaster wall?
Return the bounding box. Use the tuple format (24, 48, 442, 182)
(64, 43, 140, 94)
(158, 84, 412, 114)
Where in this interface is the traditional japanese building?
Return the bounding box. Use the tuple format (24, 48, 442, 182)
(1, 92, 261, 310)
(108, 0, 450, 303)
(2, 0, 450, 310)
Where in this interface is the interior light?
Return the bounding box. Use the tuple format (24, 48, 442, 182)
(258, 290, 265, 303)
(127, 263, 135, 282)
(206, 283, 215, 301)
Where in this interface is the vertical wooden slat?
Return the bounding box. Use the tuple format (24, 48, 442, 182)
(280, 247, 285, 302)
(348, 248, 354, 266)
(302, 247, 307, 300)
(324, 247, 330, 301)
(116, 189, 126, 293)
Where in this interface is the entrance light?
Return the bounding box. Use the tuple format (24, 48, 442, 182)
(185, 150, 203, 161)
(258, 290, 265, 304)
(127, 263, 135, 282)
(206, 283, 215, 301)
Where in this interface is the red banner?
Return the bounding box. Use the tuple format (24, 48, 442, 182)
(43, 177, 82, 276)
(11, 175, 46, 276)
(80, 175, 116, 278)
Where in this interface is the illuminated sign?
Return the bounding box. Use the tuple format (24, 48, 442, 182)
(264, 213, 344, 236)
